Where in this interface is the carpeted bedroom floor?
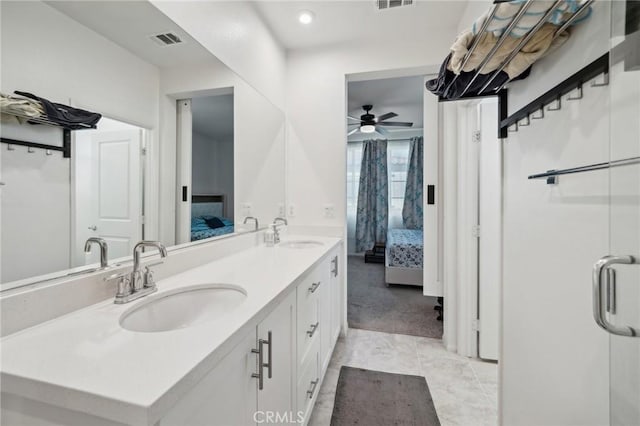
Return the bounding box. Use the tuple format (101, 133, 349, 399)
(347, 255, 443, 339)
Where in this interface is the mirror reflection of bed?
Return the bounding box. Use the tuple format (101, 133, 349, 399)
(190, 195, 234, 242)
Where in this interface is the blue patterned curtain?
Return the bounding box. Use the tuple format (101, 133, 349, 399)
(402, 136, 423, 229)
(355, 139, 388, 252)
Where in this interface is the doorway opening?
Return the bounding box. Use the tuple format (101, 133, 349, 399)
(346, 75, 443, 339)
(71, 116, 146, 267)
(175, 90, 235, 245)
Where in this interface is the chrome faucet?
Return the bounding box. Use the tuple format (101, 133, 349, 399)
(84, 237, 108, 268)
(132, 241, 168, 291)
(271, 217, 288, 244)
(273, 217, 288, 226)
(106, 240, 167, 304)
(244, 216, 259, 231)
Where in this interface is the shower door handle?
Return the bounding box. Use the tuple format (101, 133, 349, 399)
(592, 255, 640, 337)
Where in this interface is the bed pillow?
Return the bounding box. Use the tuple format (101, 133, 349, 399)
(192, 217, 206, 227)
(205, 217, 226, 229)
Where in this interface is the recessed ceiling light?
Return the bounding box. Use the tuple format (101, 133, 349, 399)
(298, 10, 314, 25)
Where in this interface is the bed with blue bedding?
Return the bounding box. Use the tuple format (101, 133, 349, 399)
(190, 194, 234, 241)
(385, 228, 423, 287)
(191, 216, 234, 241)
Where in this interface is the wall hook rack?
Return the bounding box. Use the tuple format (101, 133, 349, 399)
(0, 111, 96, 158)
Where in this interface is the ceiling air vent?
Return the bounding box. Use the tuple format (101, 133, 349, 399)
(150, 31, 183, 47)
(376, 0, 414, 10)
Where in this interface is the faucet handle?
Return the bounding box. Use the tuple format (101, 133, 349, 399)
(104, 270, 130, 282)
(104, 271, 132, 298)
(143, 261, 163, 289)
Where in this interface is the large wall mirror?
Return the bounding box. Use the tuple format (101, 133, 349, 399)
(0, 1, 286, 289)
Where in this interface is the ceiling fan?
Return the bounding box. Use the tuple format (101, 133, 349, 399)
(347, 104, 413, 136)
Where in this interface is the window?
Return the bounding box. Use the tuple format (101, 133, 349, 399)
(346, 140, 412, 227)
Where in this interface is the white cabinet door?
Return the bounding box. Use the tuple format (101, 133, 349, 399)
(319, 254, 333, 373)
(159, 330, 258, 426)
(257, 291, 296, 418)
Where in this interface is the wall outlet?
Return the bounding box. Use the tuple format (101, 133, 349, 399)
(288, 204, 296, 217)
(242, 203, 252, 216)
(278, 203, 285, 217)
(323, 204, 335, 218)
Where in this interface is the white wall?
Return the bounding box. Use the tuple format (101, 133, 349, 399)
(149, 0, 286, 110)
(499, 3, 612, 425)
(285, 36, 454, 233)
(0, 1, 159, 284)
(192, 132, 234, 218)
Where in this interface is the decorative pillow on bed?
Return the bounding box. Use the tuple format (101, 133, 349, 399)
(205, 217, 226, 229)
(192, 217, 205, 226)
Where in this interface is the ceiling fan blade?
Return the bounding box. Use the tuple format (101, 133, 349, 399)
(348, 128, 360, 136)
(379, 122, 414, 127)
(347, 115, 361, 121)
(375, 112, 398, 123)
(375, 126, 389, 136)
(348, 122, 360, 126)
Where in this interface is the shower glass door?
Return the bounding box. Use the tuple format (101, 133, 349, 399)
(608, 1, 640, 424)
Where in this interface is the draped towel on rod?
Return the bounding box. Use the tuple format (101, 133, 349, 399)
(426, 0, 595, 101)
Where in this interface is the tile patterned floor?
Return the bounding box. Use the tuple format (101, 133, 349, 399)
(308, 329, 498, 426)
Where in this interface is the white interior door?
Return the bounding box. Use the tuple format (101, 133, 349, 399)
(423, 78, 442, 297)
(478, 99, 501, 361)
(78, 129, 142, 264)
(176, 99, 192, 245)
(606, 3, 640, 423)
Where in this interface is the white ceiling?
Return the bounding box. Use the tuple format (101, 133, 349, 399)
(348, 75, 424, 132)
(45, 1, 214, 68)
(192, 95, 234, 141)
(253, 0, 469, 50)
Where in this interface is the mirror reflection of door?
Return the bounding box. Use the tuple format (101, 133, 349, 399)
(72, 117, 145, 267)
(176, 92, 235, 244)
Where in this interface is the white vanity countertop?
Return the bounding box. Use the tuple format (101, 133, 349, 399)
(0, 235, 341, 425)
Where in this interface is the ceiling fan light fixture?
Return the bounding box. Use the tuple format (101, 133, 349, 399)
(298, 10, 315, 24)
(360, 124, 376, 133)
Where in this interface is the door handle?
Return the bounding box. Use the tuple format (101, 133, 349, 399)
(251, 339, 264, 390)
(88, 225, 97, 231)
(252, 331, 272, 390)
(264, 331, 272, 379)
(592, 255, 640, 337)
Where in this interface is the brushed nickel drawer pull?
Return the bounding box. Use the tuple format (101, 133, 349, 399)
(306, 378, 319, 399)
(306, 322, 319, 337)
(308, 281, 321, 293)
(251, 339, 264, 390)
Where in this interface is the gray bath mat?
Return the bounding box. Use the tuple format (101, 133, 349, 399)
(330, 367, 441, 426)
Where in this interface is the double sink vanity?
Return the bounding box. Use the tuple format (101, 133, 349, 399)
(1, 235, 344, 426)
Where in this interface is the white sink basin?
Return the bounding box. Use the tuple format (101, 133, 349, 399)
(120, 284, 247, 333)
(279, 240, 324, 249)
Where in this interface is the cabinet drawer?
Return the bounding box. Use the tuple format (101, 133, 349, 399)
(297, 296, 319, 364)
(297, 268, 323, 315)
(297, 343, 319, 423)
(297, 268, 322, 362)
